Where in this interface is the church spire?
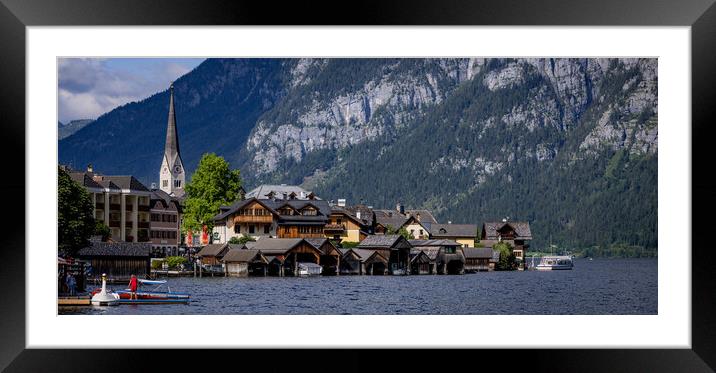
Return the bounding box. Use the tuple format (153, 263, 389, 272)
(159, 82, 185, 197)
(164, 82, 180, 160)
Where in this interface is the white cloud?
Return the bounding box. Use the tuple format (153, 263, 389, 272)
(57, 58, 196, 123)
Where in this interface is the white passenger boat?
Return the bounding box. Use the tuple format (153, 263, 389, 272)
(535, 256, 574, 270)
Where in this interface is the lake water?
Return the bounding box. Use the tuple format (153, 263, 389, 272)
(60, 258, 657, 315)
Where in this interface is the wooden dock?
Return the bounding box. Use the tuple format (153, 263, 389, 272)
(58, 295, 91, 306)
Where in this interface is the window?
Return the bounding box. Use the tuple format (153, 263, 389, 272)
(162, 180, 168, 188)
(234, 224, 240, 234)
(264, 225, 270, 234)
(249, 225, 255, 234)
(174, 180, 181, 188)
(419, 229, 423, 236)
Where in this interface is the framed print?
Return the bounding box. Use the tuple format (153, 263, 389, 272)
(2, 0, 715, 371)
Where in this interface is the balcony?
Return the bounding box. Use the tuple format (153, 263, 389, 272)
(323, 223, 346, 233)
(233, 215, 273, 224)
(109, 203, 121, 210)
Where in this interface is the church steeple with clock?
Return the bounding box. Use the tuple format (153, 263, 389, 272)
(159, 83, 185, 197)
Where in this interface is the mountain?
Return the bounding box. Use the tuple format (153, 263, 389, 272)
(59, 58, 657, 250)
(58, 119, 94, 140)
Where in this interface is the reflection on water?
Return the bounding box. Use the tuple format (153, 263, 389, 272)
(60, 258, 657, 315)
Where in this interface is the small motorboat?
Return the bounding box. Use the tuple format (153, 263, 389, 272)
(535, 256, 574, 270)
(90, 273, 120, 306)
(297, 262, 322, 276)
(91, 278, 190, 303)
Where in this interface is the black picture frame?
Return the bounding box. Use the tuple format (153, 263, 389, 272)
(1, 0, 714, 371)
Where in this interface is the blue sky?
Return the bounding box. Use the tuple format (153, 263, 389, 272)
(58, 58, 205, 123)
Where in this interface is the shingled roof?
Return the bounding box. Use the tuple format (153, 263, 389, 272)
(197, 243, 229, 257)
(77, 242, 151, 257)
(332, 205, 375, 227)
(430, 224, 477, 238)
(358, 235, 405, 249)
(69, 172, 104, 189)
(246, 238, 304, 255)
(222, 248, 267, 263)
(212, 198, 330, 225)
(482, 222, 533, 240)
(101, 175, 150, 192)
(463, 247, 494, 259)
(409, 239, 462, 247)
(373, 210, 409, 229)
(245, 184, 318, 200)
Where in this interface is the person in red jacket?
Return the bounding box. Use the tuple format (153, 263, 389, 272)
(128, 274, 138, 300)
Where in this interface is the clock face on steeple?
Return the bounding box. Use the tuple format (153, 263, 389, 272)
(174, 165, 182, 173)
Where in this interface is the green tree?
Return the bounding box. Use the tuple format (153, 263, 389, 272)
(474, 226, 481, 247)
(183, 153, 243, 234)
(494, 241, 516, 270)
(229, 235, 256, 245)
(386, 225, 413, 239)
(58, 166, 95, 256)
(94, 221, 111, 241)
(166, 256, 188, 269)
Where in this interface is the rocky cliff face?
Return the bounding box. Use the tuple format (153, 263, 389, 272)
(245, 59, 482, 174)
(244, 58, 657, 178)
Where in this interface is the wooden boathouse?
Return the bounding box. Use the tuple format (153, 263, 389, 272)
(409, 239, 466, 275)
(197, 243, 230, 265)
(221, 248, 268, 277)
(356, 235, 412, 275)
(409, 249, 432, 275)
(77, 241, 151, 281)
(245, 238, 340, 276)
(463, 247, 495, 272)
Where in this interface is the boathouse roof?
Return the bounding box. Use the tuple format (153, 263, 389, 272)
(409, 239, 461, 247)
(463, 247, 494, 259)
(77, 242, 151, 257)
(222, 249, 267, 263)
(197, 243, 229, 258)
(246, 238, 304, 254)
(358, 234, 409, 249)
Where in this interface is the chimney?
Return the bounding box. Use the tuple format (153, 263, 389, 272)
(448, 220, 452, 224)
(397, 202, 404, 215)
(151, 182, 157, 190)
(356, 211, 361, 220)
(87, 164, 93, 173)
(416, 212, 421, 221)
(338, 199, 346, 207)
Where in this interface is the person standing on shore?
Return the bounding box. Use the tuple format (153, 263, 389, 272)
(66, 273, 76, 296)
(128, 274, 138, 300)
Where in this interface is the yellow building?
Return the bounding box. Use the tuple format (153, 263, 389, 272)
(324, 205, 374, 244)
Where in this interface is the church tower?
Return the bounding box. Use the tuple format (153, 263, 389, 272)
(159, 83, 185, 197)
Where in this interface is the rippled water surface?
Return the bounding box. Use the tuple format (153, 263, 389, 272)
(60, 258, 657, 315)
